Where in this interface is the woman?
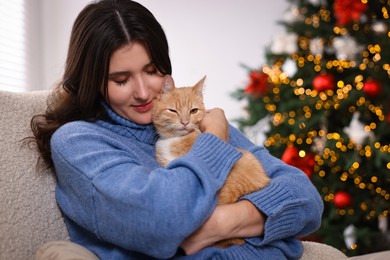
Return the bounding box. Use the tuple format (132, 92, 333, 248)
(31, 0, 323, 259)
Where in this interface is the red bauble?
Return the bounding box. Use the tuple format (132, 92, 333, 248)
(363, 79, 382, 97)
(312, 74, 335, 92)
(281, 146, 315, 178)
(334, 191, 352, 208)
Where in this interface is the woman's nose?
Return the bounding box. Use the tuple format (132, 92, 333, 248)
(133, 77, 149, 100)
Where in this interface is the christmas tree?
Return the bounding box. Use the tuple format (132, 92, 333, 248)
(233, 0, 390, 256)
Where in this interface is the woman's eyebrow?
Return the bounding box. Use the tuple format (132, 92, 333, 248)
(108, 61, 155, 78)
(143, 61, 155, 68)
(109, 71, 131, 78)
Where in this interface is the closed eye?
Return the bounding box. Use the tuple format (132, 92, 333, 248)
(115, 79, 129, 86)
(168, 108, 177, 113)
(190, 108, 199, 114)
(145, 68, 158, 75)
(145, 64, 159, 75)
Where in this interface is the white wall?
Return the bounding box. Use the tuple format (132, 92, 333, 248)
(38, 0, 288, 121)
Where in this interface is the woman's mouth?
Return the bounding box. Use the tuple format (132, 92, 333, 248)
(132, 101, 153, 113)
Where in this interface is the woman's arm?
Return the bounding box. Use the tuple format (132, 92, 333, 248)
(181, 123, 323, 256)
(181, 200, 266, 255)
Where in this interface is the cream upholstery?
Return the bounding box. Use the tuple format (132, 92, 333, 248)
(0, 90, 68, 259)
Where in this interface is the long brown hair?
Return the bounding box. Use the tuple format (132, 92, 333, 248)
(30, 0, 172, 170)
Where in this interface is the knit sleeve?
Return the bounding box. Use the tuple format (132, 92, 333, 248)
(228, 125, 324, 245)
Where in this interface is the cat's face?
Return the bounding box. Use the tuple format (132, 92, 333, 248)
(152, 76, 206, 138)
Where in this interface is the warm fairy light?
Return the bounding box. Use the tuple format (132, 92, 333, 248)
(296, 78, 303, 86)
(340, 172, 348, 181)
(338, 209, 346, 216)
(383, 6, 389, 19)
(359, 63, 367, 70)
(298, 57, 305, 67)
(315, 100, 323, 110)
(263, 64, 290, 85)
(311, 14, 320, 28)
(333, 26, 348, 35)
(361, 202, 368, 211)
(294, 87, 304, 96)
(373, 53, 381, 62)
(319, 8, 331, 22)
(352, 162, 360, 169)
(368, 44, 381, 53)
(273, 113, 283, 125)
(265, 104, 276, 112)
(356, 97, 365, 106)
(337, 81, 344, 88)
(384, 64, 390, 75)
(319, 92, 328, 101)
(317, 158, 324, 166)
(326, 60, 356, 70)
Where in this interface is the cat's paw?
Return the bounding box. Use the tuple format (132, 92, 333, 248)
(214, 238, 245, 248)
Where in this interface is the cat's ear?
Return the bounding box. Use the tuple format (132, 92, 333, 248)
(161, 75, 175, 94)
(193, 76, 206, 97)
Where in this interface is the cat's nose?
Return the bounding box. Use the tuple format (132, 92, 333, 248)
(181, 121, 189, 126)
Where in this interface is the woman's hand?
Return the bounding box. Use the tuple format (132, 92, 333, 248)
(180, 200, 266, 255)
(200, 108, 229, 142)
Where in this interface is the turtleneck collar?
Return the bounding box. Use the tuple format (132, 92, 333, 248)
(97, 101, 158, 144)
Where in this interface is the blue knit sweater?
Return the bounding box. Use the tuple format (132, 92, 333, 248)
(50, 105, 323, 259)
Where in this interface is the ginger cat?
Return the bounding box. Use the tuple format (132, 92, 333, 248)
(152, 76, 270, 248)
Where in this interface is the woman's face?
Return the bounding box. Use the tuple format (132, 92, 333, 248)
(106, 41, 165, 125)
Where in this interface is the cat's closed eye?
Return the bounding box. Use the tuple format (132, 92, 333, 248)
(168, 108, 177, 113)
(190, 108, 199, 114)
